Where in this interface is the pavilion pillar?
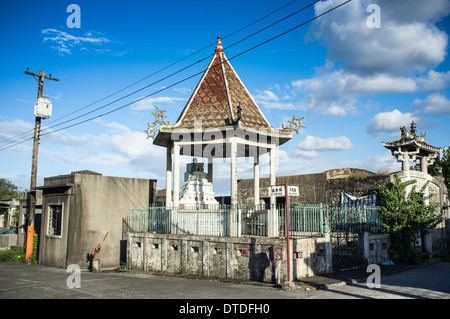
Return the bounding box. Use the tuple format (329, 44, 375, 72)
(254, 155, 260, 207)
(208, 157, 213, 183)
(173, 143, 180, 208)
(230, 137, 238, 206)
(269, 145, 276, 206)
(165, 144, 173, 207)
(420, 157, 428, 174)
(268, 145, 277, 237)
(230, 137, 239, 237)
(402, 151, 409, 172)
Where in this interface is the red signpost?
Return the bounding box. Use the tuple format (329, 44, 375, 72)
(285, 182, 291, 282)
(269, 182, 299, 283)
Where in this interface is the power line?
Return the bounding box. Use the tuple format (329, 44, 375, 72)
(0, 127, 35, 146)
(36, 0, 319, 137)
(1, 0, 352, 152)
(1, 0, 313, 148)
(0, 136, 34, 152)
(41, 0, 351, 137)
(46, 0, 301, 126)
(0, 0, 301, 147)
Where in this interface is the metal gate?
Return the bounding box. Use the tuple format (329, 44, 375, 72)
(329, 205, 381, 270)
(331, 231, 364, 270)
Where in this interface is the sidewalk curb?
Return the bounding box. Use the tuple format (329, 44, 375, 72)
(319, 277, 366, 290)
(297, 260, 437, 291)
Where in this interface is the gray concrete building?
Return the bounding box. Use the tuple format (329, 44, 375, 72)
(0, 198, 20, 230)
(37, 170, 156, 269)
(237, 168, 390, 206)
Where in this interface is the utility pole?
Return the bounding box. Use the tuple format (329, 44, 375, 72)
(24, 69, 59, 263)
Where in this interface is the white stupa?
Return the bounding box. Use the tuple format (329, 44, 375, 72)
(179, 158, 220, 209)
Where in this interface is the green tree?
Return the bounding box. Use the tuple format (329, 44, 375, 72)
(429, 146, 450, 196)
(376, 174, 442, 263)
(0, 178, 22, 199)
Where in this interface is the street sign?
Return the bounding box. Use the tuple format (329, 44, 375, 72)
(269, 185, 299, 196)
(269, 182, 299, 283)
(269, 185, 284, 196)
(287, 185, 299, 196)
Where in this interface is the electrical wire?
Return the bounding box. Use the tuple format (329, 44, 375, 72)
(0, 0, 300, 147)
(0, 0, 352, 152)
(40, 0, 351, 137)
(38, 0, 319, 135)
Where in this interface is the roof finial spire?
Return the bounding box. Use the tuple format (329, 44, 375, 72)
(215, 36, 224, 53)
(410, 120, 416, 136)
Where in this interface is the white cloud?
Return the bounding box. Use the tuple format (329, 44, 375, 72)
(261, 101, 296, 110)
(29, 120, 167, 179)
(297, 135, 354, 151)
(253, 88, 296, 110)
(417, 70, 450, 92)
(253, 89, 279, 101)
(349, 74, 417, 94)
(0, 119, 33, 154)
(132, 96, 185, 111)
(172, 87, 192, 94)
(0, 119, 33, 138)
(366, 109, 418, 137)
(291, 68, 450, 116)
(289, 0, 450, 116)
(291, 69, 421, 116)
(41, 29, 124, 56)
(413, 93, 450, 114)
(293, 135, 354, 158)
(375, 0, 450, 25)
(338, 151, 401, 174)
(311, 0, 449, 76)
(291, 149, 318, 159)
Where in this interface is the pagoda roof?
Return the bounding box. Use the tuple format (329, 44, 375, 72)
(382, 121, 442, 156)
(153, 37, 292, 149)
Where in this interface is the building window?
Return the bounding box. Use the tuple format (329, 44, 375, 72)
(48, 205, 62, 236)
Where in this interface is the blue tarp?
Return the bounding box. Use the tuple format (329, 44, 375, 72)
(340, 192, 378, 206)
(0, 228, 16, 234)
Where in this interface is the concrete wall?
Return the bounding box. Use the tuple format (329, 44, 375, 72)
(127, 232, 332, 283)
(0, 234, 18, 249)
(360, 232, 390, 265)
(237, 168, 390, 205)
(0, 198, 20, 229)
(394, 170, 450, 255)
(39, 193, 72, 268)
(38, 171, 156, 269)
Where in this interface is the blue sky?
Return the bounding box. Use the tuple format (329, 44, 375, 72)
(1, 0, 449, 196)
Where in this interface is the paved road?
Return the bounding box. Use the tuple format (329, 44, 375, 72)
(0, 262, 312, 299)
(307, 260, 450, 299)
(1, 260, 449, 302)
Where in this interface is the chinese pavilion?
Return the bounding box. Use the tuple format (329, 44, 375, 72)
(382, 121, 443, 174)
(151, 37, 301, 207)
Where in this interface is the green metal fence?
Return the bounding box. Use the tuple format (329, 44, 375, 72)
(127, 206, 171, 234)
(279, 204, 327, 238)
(127, 205, 231, 236)
(238, 204, 269, 237)
(328, 205, 385, 234)
(172, 206, 230, 236)
(124, 204, 385, 239)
